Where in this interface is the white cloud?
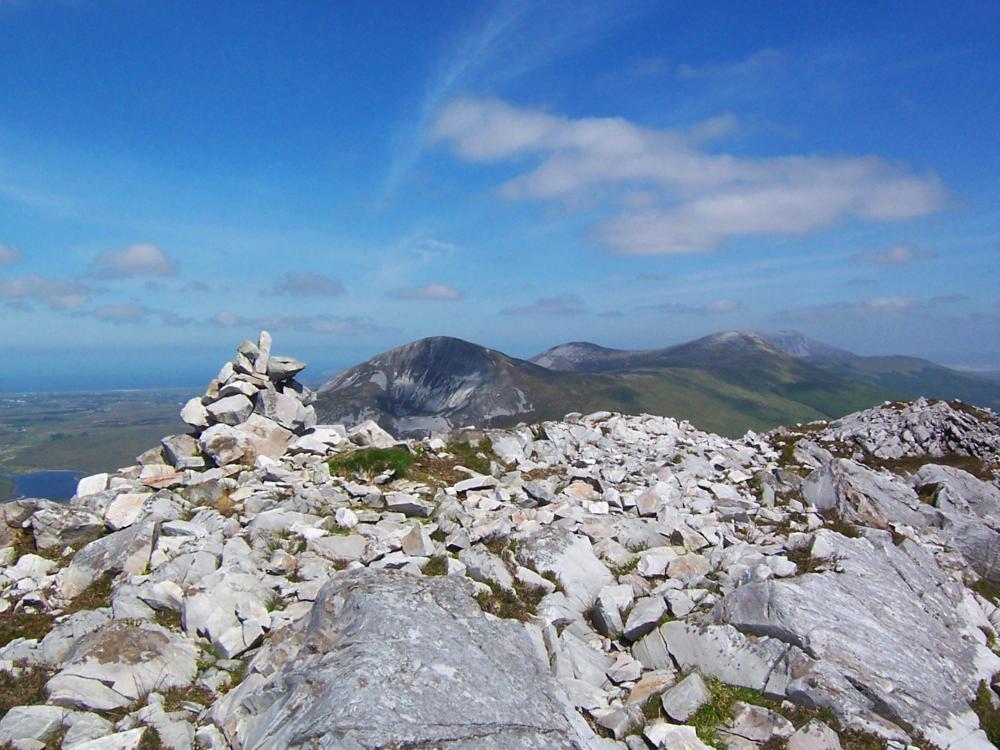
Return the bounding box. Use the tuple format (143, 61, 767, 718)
(0, 274, 91, 310)
(500, 293, 586, 316)
(0, 244, 21, 266)
(272, 272, 346, 297)
(392, 282, 463, 301)
(431, 98, 946, 254)
(852, 244, 936, 266)
(92, 243, 178, 278)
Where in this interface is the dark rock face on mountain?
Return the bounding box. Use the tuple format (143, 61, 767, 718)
(2, 334, 1000, 749)
(315, 331, 900, 437)
(314, 336, 544, 434)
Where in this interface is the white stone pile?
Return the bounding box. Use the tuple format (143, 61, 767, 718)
(0, 338, 999, 750)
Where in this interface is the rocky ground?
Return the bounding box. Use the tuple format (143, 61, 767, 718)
(2, 333, 1000, 750)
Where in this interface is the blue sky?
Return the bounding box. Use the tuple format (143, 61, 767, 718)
(1, 1, 998, 390)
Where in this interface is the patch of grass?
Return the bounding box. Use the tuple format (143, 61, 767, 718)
(687, 677, 780, 747)
(161, 683, 215, 712)
(474, 580, 545, 622)
(0, 609, 54, 647)
(970, 576, 1000, 605)
(445, 438, 494, 475)
(819, 510, 861, 538)
(864, 452, 993, 481)
(422, 555, 448, 576)
(837, 728, 890, 750)
(973, 681, 1000, 746)
(154, 608, 182, 630)
(137, 726, 164, 750)
(64, 571, 116, 615)
(484, 536, 516, 557)
(329, 447, 415, 481)
(610, 556, 640, 577)
(0, 665, 52, 716)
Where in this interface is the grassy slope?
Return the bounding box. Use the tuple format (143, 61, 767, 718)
(508, 363, 894, 436)
(817, 356, 1000, 411)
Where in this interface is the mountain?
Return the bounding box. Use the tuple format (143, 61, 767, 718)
(759, 330, 855, 360)
(315, 337, 544, 434)
(759, 331, 1000, 411)
(315, 332, 897, 437)
(8, 331, 1000, 748)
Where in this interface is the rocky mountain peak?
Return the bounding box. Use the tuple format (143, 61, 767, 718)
(2, 335, 1000, 749)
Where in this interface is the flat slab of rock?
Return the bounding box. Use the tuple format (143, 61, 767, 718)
(717, 530, 1000, 746)
(210, 570, 600, 749)
(47, 621, 199, 712)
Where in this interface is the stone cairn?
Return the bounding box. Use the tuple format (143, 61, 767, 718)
(168, 331, 318, 470)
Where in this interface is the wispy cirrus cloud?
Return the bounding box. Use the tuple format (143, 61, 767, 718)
(500, 293, 586, 316)
(91, 243, 178, 279)
(391, 282, 463, 301)
(431, 98, 946, 254)
(851, 244, 936, 266)
(0, 244, 21, 266)
(272, 272, 346, 297)
(385, 1, 644, 198)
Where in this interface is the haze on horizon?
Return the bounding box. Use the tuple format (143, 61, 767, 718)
(1, 1, 998, 392)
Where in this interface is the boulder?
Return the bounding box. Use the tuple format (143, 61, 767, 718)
(660, 672, 710, 722)
(716, 530, 1000, 745)
(0, 705, 72, 747)
(787, 720, 842, 750)
(58, 522, 156, 599)
(348, 419, 396, 449)
(206, 393, 254, 426)
(103, 492, 150, 531)
(517, 528, 613, 612)
(161, 433, 205, 470)
(180, 396, 210, 429)
(76, 473, 109, 499)
(256, 389, 300, 430)
(209, 570, 600, 749)
(31, 506, 105, 551)
(266, 355, 306, 382)
(46, 621, 199, 712)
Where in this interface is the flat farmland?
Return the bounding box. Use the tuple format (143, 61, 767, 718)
(0, 389, 192, 478)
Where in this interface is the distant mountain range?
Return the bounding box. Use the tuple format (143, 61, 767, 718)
(314, 331, 1000, 436)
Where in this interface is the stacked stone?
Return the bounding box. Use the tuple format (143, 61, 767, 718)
(165, 331, 319, 468)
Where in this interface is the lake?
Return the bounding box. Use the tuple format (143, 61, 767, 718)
(0, 470, 83, 501)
